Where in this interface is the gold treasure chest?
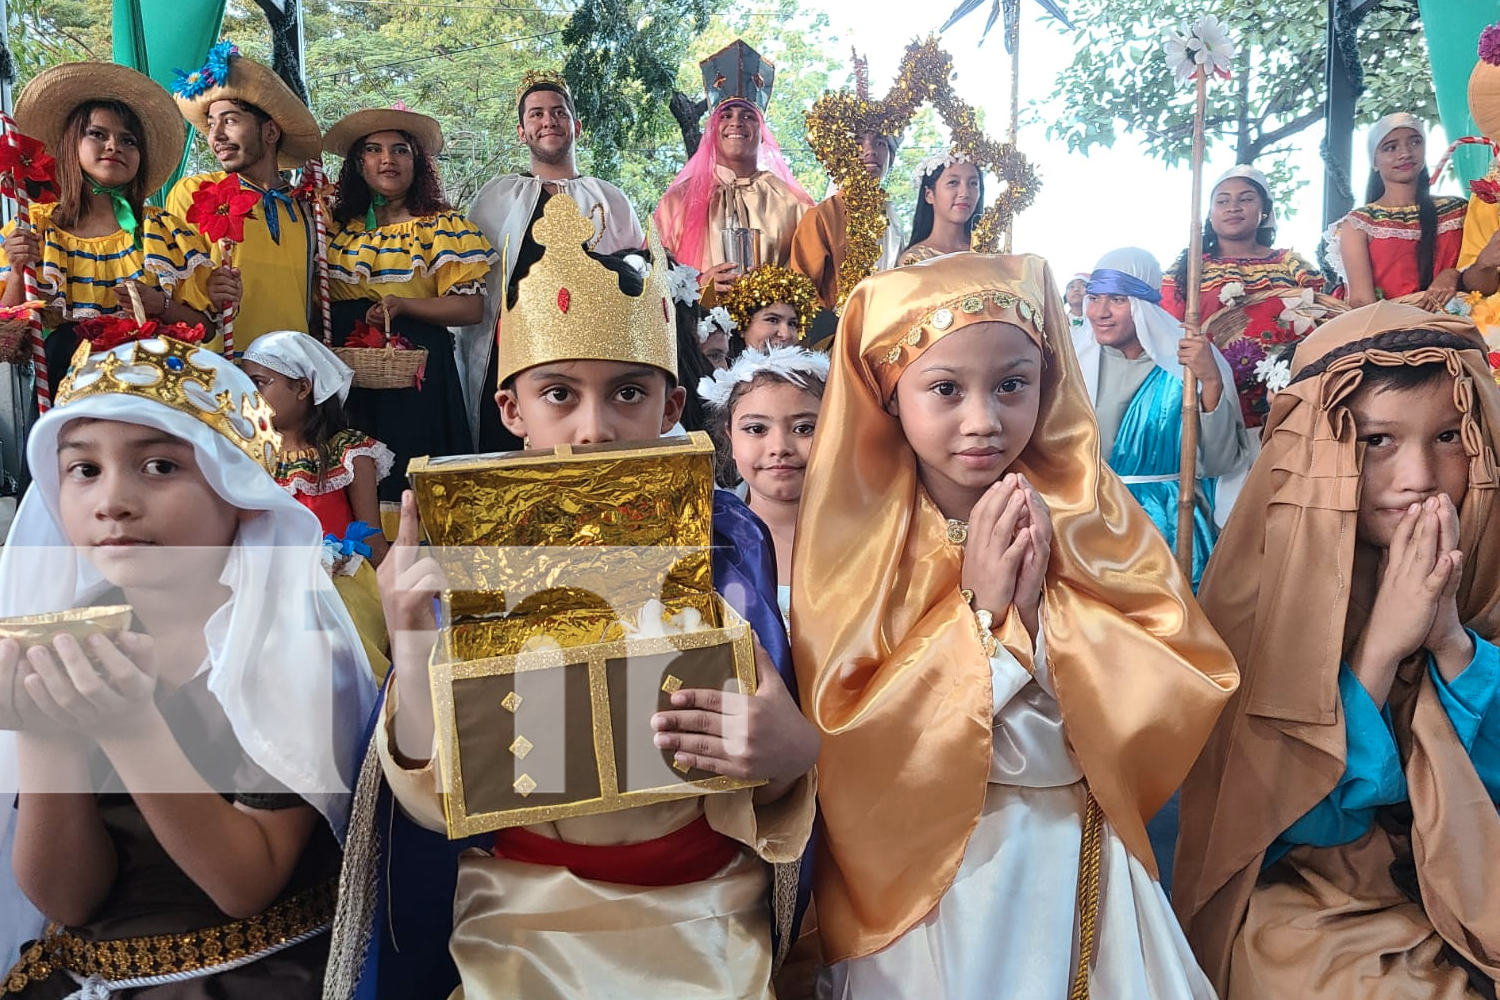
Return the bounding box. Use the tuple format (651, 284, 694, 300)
(408, 432, 761, 838)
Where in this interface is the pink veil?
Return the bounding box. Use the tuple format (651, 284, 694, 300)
(655, 100, 813, 268)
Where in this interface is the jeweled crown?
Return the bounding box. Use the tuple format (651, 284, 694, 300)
(497, 193, 677, 385)
(56, 338, 283, 472)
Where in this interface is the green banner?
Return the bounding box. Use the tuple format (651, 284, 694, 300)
(112, 0, 229, 201)
(1421, 0, 1500, 189)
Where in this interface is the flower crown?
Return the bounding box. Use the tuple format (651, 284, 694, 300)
(913, 147, 975, 185)
(666, 260, 702, 307)
(697, 306, 734, 343)
(697, 344, 831, 410)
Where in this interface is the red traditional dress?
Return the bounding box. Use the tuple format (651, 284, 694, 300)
(272, 428, 393, 537)
(1162, 249, 1323, 429)
(1328, 196, 1467, 299)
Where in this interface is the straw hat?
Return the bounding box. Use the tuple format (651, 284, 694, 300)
(14, 62, 187, 197)
(173, 44, 321, 170)
(322, 106, 445, 159)
(1471, 25, 1500, 139)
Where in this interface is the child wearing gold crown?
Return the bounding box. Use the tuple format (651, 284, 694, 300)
(792, 253, 1235, 997)
(0, 327, 376, 994)
(327, 193, 817, 1000)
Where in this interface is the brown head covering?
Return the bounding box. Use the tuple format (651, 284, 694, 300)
(1175, 301, 1500, 990)
(790, 252, 1239, 962)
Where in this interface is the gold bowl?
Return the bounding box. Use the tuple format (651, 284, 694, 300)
(0, 605, 134, 646)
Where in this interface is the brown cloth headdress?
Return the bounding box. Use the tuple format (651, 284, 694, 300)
(1174, 301, 1500, 990)
(790, 252, 1238, 962)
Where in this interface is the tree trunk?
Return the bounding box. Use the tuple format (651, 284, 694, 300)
(252, 0, 309, 105)
(1322, 0, 1364, 227)
(670, 90, 707, 159)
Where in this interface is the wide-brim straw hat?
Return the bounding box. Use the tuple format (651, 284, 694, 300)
(174, 54, 321, 170)
(322, 107, 445, 159)
(15, 62, 187, 197)
(1471, 52, 1500, 140)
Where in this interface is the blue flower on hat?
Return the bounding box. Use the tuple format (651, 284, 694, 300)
(172, 39, 239, 99)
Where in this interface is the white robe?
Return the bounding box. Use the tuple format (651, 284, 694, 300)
(456, 174, 645, 443)
(825, 632, 1218, 999)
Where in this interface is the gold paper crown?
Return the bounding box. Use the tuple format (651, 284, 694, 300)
(56, 338, 283, 473)
(515, 69, 573, 109)
(497, 193, 677, 385)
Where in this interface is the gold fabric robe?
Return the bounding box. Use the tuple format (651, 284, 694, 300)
(376, 688, 816, 1000)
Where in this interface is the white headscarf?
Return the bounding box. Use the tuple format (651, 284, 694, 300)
(1212, 164, 1277, 229)
(1074, 246, 1236, 406)
(242, 330, 355, 405)
(1367, 112, 1425, 160)
(0, 338, 376, 958)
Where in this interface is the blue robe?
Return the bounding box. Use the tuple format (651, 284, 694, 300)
(1108, 365, 1219, 588)
(1267, 633, 1500, 867)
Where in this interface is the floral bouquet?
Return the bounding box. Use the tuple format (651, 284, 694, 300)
(334, 317, 427, 391)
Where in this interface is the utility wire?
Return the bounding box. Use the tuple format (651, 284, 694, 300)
(306, 29, 562, 79)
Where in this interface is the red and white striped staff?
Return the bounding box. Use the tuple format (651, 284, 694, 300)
(300, 160, 333, 344)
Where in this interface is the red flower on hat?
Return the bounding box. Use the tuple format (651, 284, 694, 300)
(184, 174, 259, 244)
(0, 132, 59, 205)
(1474, 175, 1500, 205)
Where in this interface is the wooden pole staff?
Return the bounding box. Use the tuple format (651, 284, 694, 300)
(1175, 72, 1208, 579)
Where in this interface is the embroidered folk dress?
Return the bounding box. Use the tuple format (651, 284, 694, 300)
(1326, 197, 1467, 299)
(325, 211, 496, 500)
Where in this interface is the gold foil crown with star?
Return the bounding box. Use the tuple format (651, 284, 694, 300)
(56, 337, 282, 472)
(497, 192, 677, 385)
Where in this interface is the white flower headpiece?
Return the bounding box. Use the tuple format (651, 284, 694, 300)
(667, 260, 703, 307)
(697, 344, 831, 411)
(913, 147, 975, 186)
(696, 305, 735, 344)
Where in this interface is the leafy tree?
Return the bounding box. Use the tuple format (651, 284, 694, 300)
(9, 0, 112, 82)
(1037, 0, 1430, 209)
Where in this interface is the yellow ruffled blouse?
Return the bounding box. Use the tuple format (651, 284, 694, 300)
(326, 210, 496, 302)
(0, 201, 214, 318)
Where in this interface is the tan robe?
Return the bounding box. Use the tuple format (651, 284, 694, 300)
(376, 688, 816, 1000)
(654, 167, 808, 272)
(788, 193, 903, 311)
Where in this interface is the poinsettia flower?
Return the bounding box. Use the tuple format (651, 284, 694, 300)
(1473, 175, 1500, 205)
(0, 132, 59, 205)
(75, 316, 207, 352)
(184, 174, 259, 244)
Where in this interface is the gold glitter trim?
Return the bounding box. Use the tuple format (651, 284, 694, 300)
(501, 691, 522, 713)
(661, 675, 684, 694)
(513, 774, 538, 797)
(803, 36, 1041, 308)
(721, 265, 820, 334)
(875, 289, 1044, 371)
(509, 735, 534, 760)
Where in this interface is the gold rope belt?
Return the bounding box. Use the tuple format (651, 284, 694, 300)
(1069, 792, 1106, 1000)
(1, 879, 336, 996)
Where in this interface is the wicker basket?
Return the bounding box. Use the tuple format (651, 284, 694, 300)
(0, 314, 33, 366)
(332, 343, 428, 390)
(1201, 289, 1347, 350)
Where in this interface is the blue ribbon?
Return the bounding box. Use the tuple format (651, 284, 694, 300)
(1086, 268, 1162, 304)
(323, 520, 381, 560)
(252, 184, 298, 245)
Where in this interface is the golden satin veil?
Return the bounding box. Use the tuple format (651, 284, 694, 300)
(1175, 302, 1500, 995)
(790, 252, 1239, 962)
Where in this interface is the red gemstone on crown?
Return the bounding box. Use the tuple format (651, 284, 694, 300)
(558, 288, 571, 314)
